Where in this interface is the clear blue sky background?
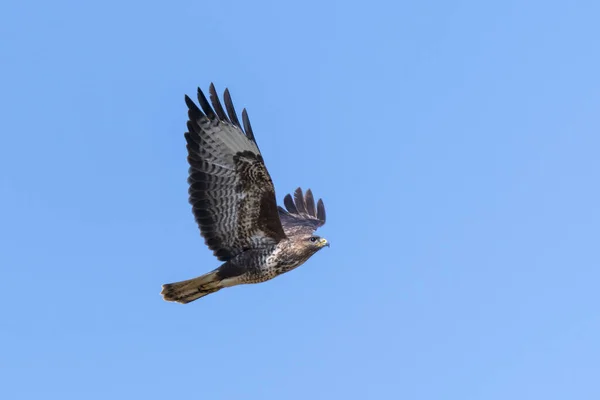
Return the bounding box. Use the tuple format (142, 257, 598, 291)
(2, 0, 599, 398)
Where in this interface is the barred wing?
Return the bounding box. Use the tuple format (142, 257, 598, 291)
(185, 84, 286, 261)
(277, 187, 326, 237)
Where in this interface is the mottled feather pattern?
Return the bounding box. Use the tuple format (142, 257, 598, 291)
(185, 85, 285, 261)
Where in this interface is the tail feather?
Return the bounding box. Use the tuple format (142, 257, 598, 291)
(161, 271, 222, 304)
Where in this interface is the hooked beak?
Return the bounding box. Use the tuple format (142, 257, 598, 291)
(319, 238, 330, 248)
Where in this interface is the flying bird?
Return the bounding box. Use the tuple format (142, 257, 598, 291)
(161, 84, 329, 304)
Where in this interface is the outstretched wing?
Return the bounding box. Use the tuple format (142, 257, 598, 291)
(185, 83, 287, 261)
(277, 187, 326, 237)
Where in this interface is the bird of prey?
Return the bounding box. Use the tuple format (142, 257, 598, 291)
(161, 84, 329, 304)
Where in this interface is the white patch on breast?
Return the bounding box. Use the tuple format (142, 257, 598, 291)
(264, 245, 284, 267)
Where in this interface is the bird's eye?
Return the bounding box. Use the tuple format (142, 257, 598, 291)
(310, 237, 317, 242)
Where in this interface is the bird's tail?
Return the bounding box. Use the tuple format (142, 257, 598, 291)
(161, 270, 223, 304)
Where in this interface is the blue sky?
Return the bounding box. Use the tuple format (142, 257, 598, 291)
(2, 0, 599, 398)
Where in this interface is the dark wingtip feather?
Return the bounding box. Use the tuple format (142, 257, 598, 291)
(208, 83, 229, 122)
(184, 94, 195, 108)
(185, 95, 205, 122)
(242, 108, 256, 142)
(197, 87, 216, 120)
(294, 187, 307, 214)
(284, 194, 298, 214)
(277, 206, 288, 216)
(317, 199, 326, 223)
(305, 189, 316, 217)
(223, 88, 242, 129)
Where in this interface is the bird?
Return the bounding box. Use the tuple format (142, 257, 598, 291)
(161, 83, 329, 304)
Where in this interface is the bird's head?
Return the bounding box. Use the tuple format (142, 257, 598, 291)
(303, 235, 329, 254)
(287, 234, 329, 262)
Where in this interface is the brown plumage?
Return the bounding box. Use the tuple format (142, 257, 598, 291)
(161, 84, 328, 304)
